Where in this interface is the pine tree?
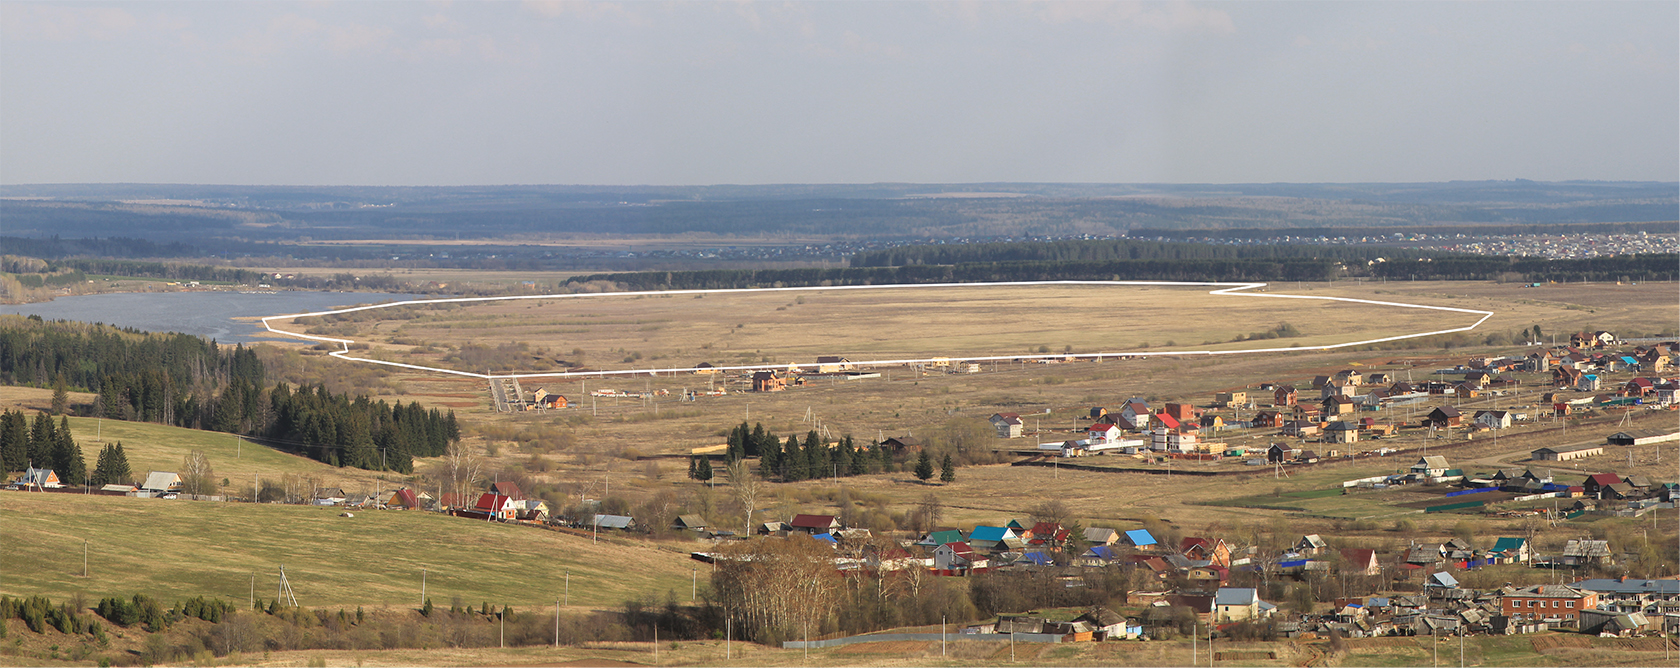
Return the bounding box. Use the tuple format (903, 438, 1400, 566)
(939, 453, 956, 483)
(914, 450, 934, 482)
(688, 457, 699, 480)
(878, 443, 893, 473)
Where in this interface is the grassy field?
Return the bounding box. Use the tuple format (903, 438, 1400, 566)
(0, 493, 698, 610)
(279, 282, 1482, 375)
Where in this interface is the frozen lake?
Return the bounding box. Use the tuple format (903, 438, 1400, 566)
(0, 291, 422, 343)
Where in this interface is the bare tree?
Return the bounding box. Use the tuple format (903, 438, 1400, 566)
(443, 440, 483, 508)
(1028, 499, 1070, 526)
(915, 493, 943, 533)
(181, 450, 216, 496)
(726, 459, 761, 537)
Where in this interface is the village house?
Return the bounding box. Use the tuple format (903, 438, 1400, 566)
(989, 412, 1025, 438)
(141, 471, 182, 495)
(1321, 394, 1357, 417)
(1422, 406, 1462, 428)
(1411, 456, 1451, 478)
(815, 356, 853, 373)
(1324, 421, 1360, 444)
(933, 542, 983, 571)
(1213, 588, 1274, 623)
(532, 388, 568, 409)
(1473, 410, 1512, 430)
(1273, 385, 1298, 407)
(385, 488, 421, 510)
(17, 467, 61, 489)
(751, 371, 786, 392)
(1294, 534, 1328, 555)
(1215, 390, 1247, 407)
(1340, 548, 1381, 577)
(1487, 537, 1530, 564)
(790, 514, 842, 535)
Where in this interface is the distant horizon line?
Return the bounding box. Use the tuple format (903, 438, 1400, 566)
(4, 178, 1678, 190)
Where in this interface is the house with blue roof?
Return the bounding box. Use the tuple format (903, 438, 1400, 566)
(968, 525, 1022, 551)
(1078, 544, 1117, 567)
(1123, 529, 1158, 550)
(1014, 551, 1054, 567)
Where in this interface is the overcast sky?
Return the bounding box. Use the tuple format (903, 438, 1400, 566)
(2, 1, 1675, 186)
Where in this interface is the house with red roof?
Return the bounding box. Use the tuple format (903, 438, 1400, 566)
(385, 488, 420, 510)
(1583, 473, 1624, 498)
(790, 514, 841, 534)
(471, 492, 516, 520)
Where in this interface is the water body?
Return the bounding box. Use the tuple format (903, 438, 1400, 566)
(0, 291, 423, 343)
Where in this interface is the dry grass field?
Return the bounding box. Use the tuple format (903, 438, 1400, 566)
(0, 493, 697, 610)
(277, 282, 1491, 376)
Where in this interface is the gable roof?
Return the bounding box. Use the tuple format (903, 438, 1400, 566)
(1489, 537, 1527, 553)
(791, 514, 839, 529)
(1085, 527, 1118, 543)
(389, 488, 419, 508)
(673, 514, 707, 529)
(492, 481, 523, 499)
(475, 492, 512, 512)
(922, 529, 966, 546)
(1214, 588, 1258, 606)
(141, 471, 181, 491)
(970, 526, 1011, 543)
(592, 514, 634, 529)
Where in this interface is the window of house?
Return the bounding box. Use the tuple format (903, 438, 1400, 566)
(1566, 601, 1574, 608)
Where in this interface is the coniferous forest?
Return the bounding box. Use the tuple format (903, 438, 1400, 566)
(0, 316, 457, 473)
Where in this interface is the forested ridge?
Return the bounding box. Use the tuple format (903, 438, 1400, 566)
(0, 316, 456, 473)
(849, 238, 1438, 266)
(566, 252, 1677, 292)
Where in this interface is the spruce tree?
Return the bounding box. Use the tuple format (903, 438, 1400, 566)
(688, 456, 698, 480)
(696, 457, 713, 482)
(28, 412, 56, 471)
(55, 417, 86, 486)
(914, 450, 934, 482)
(0, 410, 28, 473)
(940, 453, 956, 483)
(878, 443, 893, 473)
(848, 437, 870, 476)
(784, 435, 803, 480)
(51, 374, 69, 416)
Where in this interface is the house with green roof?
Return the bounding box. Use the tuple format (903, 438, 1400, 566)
(1488, 537, 1530, 564)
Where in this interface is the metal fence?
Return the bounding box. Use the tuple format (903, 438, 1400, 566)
(783, 632, 1063, 649)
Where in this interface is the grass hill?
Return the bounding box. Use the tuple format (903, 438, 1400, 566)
(1, 492, 698, 610)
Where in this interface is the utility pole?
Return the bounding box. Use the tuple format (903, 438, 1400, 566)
(421, 567, 427, 607)
(565, 570, 570, 607)
(554, 599, 560, 648)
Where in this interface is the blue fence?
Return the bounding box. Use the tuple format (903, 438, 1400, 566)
(1444, 487, 1499, 498)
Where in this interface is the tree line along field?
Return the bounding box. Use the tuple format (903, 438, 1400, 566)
(283, 282, 1493, 376)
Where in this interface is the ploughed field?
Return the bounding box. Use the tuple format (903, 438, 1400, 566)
(290, 283, 1481, 375)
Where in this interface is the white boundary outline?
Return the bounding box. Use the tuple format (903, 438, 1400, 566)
(260, 281, 1493, 381)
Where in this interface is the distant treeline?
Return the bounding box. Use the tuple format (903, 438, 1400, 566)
(567, 259, 1375, 290)
(568, 246, 1677, 291)
(51, 258, 262, 283)
(0, 316, 456, 472)
(1369, 254, 1679, 282)
(0, 236, 204, 259)
(1134, 220, 1679, 240)
(849, 238, 1436, 267)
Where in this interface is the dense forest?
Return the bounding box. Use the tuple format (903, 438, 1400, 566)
(849, 238, 1439, 267)
(0, 316, 456, 473)
(565, 252, 1677, 292)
